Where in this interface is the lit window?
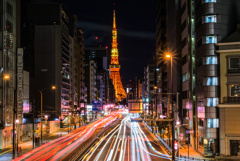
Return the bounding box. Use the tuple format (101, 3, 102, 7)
(205, 0, 216, 2)
(182, 73, 188, 82)
(206, 36, 217, 44)
(205, 15, 216, 23)
(207, 119, 219, 128)
(206, 56, 218, 64)
(206, 77, 218, 86)
(207, 98, 219, 107)
(230, 85, 240, 97)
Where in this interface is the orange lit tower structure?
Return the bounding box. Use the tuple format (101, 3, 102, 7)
(109, 10, 127, 101)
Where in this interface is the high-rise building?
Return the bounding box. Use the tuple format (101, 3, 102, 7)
(155, 0, 182, 119)
(180, 0, 196, 148)
(76, 28, 86, 105)
(0, 0, 17, 149)
(21, 1, 79, 117)
(194, 0, 240, 156)
(84, 60, 97, 104)
(69, 15, 78, 111)
(85, 46, 109, 104)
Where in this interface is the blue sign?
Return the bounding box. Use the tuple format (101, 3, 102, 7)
(92, 100, 102, 111)
(186, 130, 195, 134)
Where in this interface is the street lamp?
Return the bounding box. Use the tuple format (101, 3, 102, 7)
(166, 53, 175, 161)
(40, 86, 56, 144)
(15, 119, 19, 156)
(68, 112, 71, 134)
(3, 74, 10, 80)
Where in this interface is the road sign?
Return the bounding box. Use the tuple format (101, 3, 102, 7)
(186, 130, 195, 134)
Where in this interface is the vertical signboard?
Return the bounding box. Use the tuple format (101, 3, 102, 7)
(17, 48, 23, 122)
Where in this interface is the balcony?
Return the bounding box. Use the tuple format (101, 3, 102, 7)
(223, 97, 240, 103)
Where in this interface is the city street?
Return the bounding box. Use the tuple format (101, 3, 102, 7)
(80, 115, 170, 161)
(11, 114, 119, 161)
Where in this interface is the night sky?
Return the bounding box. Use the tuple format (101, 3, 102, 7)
(60, 0, 156, 85)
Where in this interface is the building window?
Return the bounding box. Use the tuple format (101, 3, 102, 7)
(207, 119, 219, 128)
(207, 98, 219, 107)
(230, 85, 240, 97)
(205, 0, 216, 2)
(206, 77, 218, 86)
(182, 91, 188, 99)
(205, 15, 216, 23)
(182, 73, 188, 82)
(182, 55, 187, 65)
(229, 57, 240, 69)
(206, 36, 217, 44)
(205, 56, 217, 64)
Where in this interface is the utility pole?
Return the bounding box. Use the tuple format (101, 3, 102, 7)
(32, 99, 35, 149)
(12, 90, 17, 159)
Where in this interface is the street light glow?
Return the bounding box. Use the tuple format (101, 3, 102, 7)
(52, 86, 56, 90)
(4, 74, 10, 79)
(166, 54, 171, 58)
(16, 119, 19, 124)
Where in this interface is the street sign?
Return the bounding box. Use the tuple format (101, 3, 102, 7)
(186, 130, 195, 134)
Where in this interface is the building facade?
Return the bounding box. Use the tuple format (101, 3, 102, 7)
(194, 0, 240, 156)
(0, 0, 17, 149)
(217, 30, 240, 157)
(21, 2, 81, 117)
(85, 46, 109, 104)
(180, 0, 196, 148)
(84, 60, 97, 104)
(76, 28, 86, 105)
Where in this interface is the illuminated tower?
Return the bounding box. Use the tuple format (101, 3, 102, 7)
(109, 10, 127, 101)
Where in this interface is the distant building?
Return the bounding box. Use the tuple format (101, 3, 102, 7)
(84, 60, 97, 104)
(85, 46, 109, 104)
(76, 29, 86, 104)
(142, 64, 155, 114)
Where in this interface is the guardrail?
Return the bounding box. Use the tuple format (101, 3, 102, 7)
(143, 121, 172, 154)
(155, 134, 172, 154)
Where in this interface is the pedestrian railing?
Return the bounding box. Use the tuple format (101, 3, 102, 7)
(155, 133, 172, 154)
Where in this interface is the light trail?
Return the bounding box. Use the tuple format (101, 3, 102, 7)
(13, 114, 119, 161)
(85, 124, 119, 161)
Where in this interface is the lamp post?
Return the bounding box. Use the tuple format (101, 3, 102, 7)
(40, 86, 55, 144)
(15, 119, 19, 156)
(166, 54, 175, 161)
(68, 112, 71, 134)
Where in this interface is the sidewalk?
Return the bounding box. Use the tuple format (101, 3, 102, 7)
(179, 145, 214, 160)
(0, 127, 70, 161)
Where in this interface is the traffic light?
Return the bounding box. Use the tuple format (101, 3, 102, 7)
(174, 141, 178, 150)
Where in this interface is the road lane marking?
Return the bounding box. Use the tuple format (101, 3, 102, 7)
(0, 149, 12, 156)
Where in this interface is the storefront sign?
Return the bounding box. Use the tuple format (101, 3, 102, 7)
(17, 48, 23, 122)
